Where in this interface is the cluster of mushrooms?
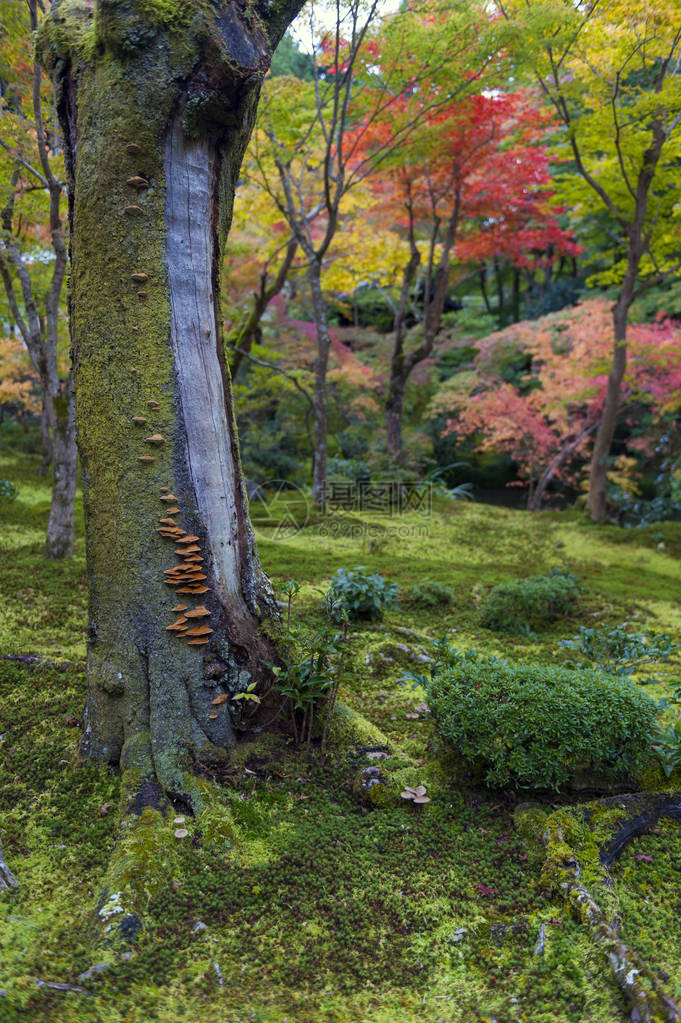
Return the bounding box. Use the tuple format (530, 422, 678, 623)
(400, 784, 430, 807)
(156, 489, 213, 646)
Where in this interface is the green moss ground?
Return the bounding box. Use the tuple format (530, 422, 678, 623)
(1, 440, 680, 1022)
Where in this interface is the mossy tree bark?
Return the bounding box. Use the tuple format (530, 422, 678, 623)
(38, 0, 303, 808)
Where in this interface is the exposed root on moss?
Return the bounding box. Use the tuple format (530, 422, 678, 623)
(534, 792, 681, 1023)
(0, 834, 18, 890)
(93, 764, 235, 945)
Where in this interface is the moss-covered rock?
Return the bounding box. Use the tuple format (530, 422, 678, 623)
(325, 702, 390, 753)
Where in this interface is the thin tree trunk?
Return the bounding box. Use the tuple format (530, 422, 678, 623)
(479, 266, 494, 318)
(308, 260, 330, 510)
(385, 182, 459, 461)
(586, 299, 629, 522)
(45, 377, 77, 557)
(493, 255, 505, 328)
(228, 235, 297, 380)
(386, 187, 420, 461)
(511, 265, 521, 322)
(38, 398, 53, 475)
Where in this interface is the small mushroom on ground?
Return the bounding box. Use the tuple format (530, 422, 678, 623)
(165, 506, 180, 515)
(145, 434, 165, 446)
(147, 400, 160, 410)
(138, 455, 154, 464)
(125, 143, 141, 156)
(173, 816, 186, 825)
(176, 535, 199, 544)
(127, 175, 149, 189)
(178, 544, 200, 554)
(160, 486, 169, 493)
(131, 272, 149, 283)
(186, 626, 213, 637)
(124, 204, 143, 216)
(159, 517, 177, 527)
(186, 585, 209, 593)
(171, 604, 188, 612)
(174, 828, 189, 839)
(160, 493, 177, 502)
(137, 290, 147, 298)
(188, 638, 210, 645)
(400, 785, 430, 807)
(212, 694, 228, 705)
(131, 416, 147, 425)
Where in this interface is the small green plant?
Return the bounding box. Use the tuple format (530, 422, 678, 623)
(651, 718, 681, 778)
(480, 568, 581, 634)
(0, 478, 18, 502)
(405, 580, 455, 608)
(269, 581, 348, 750)
(428, 653, 656, 790)
(561, 624, 680, 684)
(324, 566, 398, 623)
(424, 463, 474, 502)
(231, 681, 260, 705)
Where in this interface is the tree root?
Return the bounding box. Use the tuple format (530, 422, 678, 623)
(531, 792, 681, 1022)
(0, 835, 18, 891)
(93, 757, 236, 945)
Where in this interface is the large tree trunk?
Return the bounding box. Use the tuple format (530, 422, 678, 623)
(40, 0, 301, 805)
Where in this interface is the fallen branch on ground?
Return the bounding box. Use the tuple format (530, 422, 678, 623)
(0, 836, 18, 890)
(527, 792, 681, 1022)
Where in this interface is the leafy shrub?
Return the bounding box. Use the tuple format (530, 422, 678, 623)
(652, 718, 681, 778)
(480, 568, 581, 633)
(0, 478, 18, 503)
(428, 653, 656, 790)
(325, 567, 398, 623)
(406, 581, 455, 607)
(560, 624, 679, 682)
